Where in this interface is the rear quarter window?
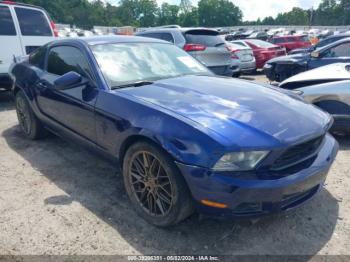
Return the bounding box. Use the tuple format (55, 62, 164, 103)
(0, 5, 16, 36)
(184, 31, 224, 47)
(15, 7, 52, 36)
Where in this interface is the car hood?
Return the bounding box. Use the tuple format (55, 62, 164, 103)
(118, 76, 331, 149)
(280, 63, 350, 88)
(267, 53, 308, 64)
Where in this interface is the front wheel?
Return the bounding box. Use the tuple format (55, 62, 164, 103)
(15, 90, 45, 140)
(123, 142, 194, 227)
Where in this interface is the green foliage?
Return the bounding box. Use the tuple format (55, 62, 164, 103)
(197, 0, 242, 27)
(18, 0, 350, 28)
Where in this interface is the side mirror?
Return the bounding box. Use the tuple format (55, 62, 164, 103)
(54, 71, 83, 90)
(311, 51, 320, 58)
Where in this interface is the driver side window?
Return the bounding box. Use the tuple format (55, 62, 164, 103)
(323, 42, 350, 58)
(47, 46, 93, 79)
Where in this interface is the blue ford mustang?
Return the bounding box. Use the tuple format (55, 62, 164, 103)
(10, 36, 339, 227)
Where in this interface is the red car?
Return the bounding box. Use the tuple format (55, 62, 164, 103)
(233, 39, 286, 69)
(270, 35, 311, 52)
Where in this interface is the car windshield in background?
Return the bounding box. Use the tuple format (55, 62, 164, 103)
(184, 30, 225, 47)
(247, 39, 275, 48)
(91, 43, 210, 88)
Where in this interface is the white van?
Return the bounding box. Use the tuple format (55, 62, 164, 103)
(0, 1, 57, 90)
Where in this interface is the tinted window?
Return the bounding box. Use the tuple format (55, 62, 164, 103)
(323, 42, 350, 57)
(15, 7, 52, 36)
(160, 33, 174, 43)
(0, 5, 16, 35)
(184, 30, 224, 47)
(29, 46, 46, 69)
(300, 35, 309, 42)
(141, 32, 174, 43)
(47, 46, 92, 78)
(287, 37, 296, 42)
(272, 38, 286, 44)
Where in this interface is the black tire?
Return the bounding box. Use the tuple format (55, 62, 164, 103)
(232, 72, 241, 78)
(123, 141, 194, 227)
(15, 90, 46, 140)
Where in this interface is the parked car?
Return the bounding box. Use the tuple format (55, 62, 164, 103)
(264, 38, 350, 82)
(136, 28, 233, 76)
(0, 1, 57, 90)
(233, 39, 286, 69)
(226, 42, 256, 74)
(9, 36, 338, 226)
(247, 31, 268, 41)
(270, 35, 311, 52)
(280, 63, 350, 89)
(299, 80, 350, 133)
(288, 34, 350, 55)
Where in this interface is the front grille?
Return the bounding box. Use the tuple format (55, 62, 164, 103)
(272, 136, 324, 170)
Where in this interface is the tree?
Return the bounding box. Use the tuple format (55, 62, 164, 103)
(179, 7, 199, 27)
(136, 0, 158, 27)
(197, 0, 242, 27)
(158, 3, 180, 25)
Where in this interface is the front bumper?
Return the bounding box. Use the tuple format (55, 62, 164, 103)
(209, 65, 235, 76)
(263, 63, 275, 81)
(239, 60, 256, 72)
(176, 134, 338, 218)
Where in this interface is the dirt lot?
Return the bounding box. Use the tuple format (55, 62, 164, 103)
(0, 74, 350, 256)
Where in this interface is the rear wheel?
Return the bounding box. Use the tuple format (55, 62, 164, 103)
(15, 90, 45, 140)
(123, 142, 194, 227)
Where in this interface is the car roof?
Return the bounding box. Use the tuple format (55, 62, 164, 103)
(0, 1, 45, 11)
(326, 33, 350, 39)
(47, 36, 169, 46)
(273, 35, 304, 39)
(137, 27, 218, 34)
(318, 36, 350, 51)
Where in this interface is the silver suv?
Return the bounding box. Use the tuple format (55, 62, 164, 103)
(136, 28, 234, 76)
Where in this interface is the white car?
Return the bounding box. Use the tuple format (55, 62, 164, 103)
(0, 1, 56, 90)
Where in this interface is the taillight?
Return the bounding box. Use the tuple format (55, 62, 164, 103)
(50, 20, 59, 37)
(183, 44, 206, 52)
(2, 1, 15, 4)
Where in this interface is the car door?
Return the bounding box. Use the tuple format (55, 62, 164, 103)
(308, 41, 350, 70)
(12, 6, 54, 55)
(35, 45, 98, 142)
(0, 5, 22, 76)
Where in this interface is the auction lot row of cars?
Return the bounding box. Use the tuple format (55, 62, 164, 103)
(0, 1, 349, 227)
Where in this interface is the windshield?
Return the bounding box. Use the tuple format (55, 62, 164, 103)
(91, 43, 210, 88)
(247, 39, 275, 48)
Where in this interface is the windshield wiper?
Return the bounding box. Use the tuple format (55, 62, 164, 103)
(215, 43, 225, 47)
(111, 80, 154, 89)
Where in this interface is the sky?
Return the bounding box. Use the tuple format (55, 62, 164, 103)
(103, 0, 323, 21)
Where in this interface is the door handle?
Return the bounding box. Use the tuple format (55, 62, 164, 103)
(37, 81, 48, 89)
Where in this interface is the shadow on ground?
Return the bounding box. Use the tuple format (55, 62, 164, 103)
(2, 125, 341, 255)
(0, 91, 14, 112)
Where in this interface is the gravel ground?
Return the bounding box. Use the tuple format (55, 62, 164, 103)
(0, 74, 350, 256)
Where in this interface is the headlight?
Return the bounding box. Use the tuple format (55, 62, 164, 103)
(213, 151, 269, 171)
